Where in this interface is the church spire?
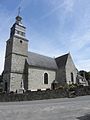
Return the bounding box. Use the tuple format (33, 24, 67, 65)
(18, 7, 21, 16)
(10, 8, 26, 38)
(15, 7, 22, 25)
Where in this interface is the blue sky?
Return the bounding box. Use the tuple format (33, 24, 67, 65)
(0, 0, 90, 74)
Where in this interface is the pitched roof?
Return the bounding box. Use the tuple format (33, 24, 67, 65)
(27, 52, 58, 70)
(55, 53, 69, 68)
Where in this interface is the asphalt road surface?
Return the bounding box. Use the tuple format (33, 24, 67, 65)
(0, 96, 90, 120)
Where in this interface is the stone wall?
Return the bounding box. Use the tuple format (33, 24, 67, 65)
(28, 67, 56, 91)
(66, 54, 77, 84)
(56, 68, 66, 85)
(11, 54, 27, 72)
(10, 73, 23, 92)
(0, 86, 90, 102)
(74, 86, 90, 96)
(5, 38, 13, 58)
(0, 89, 67, 102)
(12, 37, 28, 56)
(3, 73, 10, 92)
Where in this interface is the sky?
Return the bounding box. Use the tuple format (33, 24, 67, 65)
(0, 0, 90, 74)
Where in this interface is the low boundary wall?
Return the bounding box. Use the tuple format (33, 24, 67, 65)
(0, 86, 90, 102)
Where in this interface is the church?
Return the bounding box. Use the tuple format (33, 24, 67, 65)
(3, 15, 86, 93)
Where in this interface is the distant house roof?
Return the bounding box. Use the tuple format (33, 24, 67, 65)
(77, 74, 84, 79)
(55, 53, 69, 68)
(27, 52, 58, 70)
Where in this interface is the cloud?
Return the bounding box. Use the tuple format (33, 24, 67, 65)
(17, 0, 32, 12)
(63, 0, 75, 13)
(39, 0, 75, 20)
(77, 59, 90, 71)
(69, 30, 90, 52)
(65, 30, 90, 71)
(39, 2, 62, 20)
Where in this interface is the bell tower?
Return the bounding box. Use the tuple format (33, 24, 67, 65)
(3, 14, 28, 92)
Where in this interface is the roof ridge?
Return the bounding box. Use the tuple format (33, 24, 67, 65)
(55, 53, 69, 59)
(28, 51, 54, 59)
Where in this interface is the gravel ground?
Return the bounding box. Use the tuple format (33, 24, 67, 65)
(0, 96, 90, 120)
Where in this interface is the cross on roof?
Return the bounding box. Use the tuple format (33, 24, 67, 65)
(18, 7, 21, 16)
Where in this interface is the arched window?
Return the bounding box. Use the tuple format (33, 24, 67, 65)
(4, 82, 7, 92)
(71, 72, 74, 83)
(44, 73, 48, 84)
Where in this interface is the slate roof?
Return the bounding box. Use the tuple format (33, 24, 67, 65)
(55, 53, 69, 68)
(27, 52, 58, 70)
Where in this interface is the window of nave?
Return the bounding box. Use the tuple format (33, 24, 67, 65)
(44, 73, 48, 84)
(71, 72, 74, 83)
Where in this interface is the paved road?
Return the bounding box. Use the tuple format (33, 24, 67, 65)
(0, 96, 90, 120)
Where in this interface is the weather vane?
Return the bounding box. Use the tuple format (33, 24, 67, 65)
(18, 7, 21, 16)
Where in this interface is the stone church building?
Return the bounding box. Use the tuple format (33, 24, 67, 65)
(3, 15, 84, 93)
